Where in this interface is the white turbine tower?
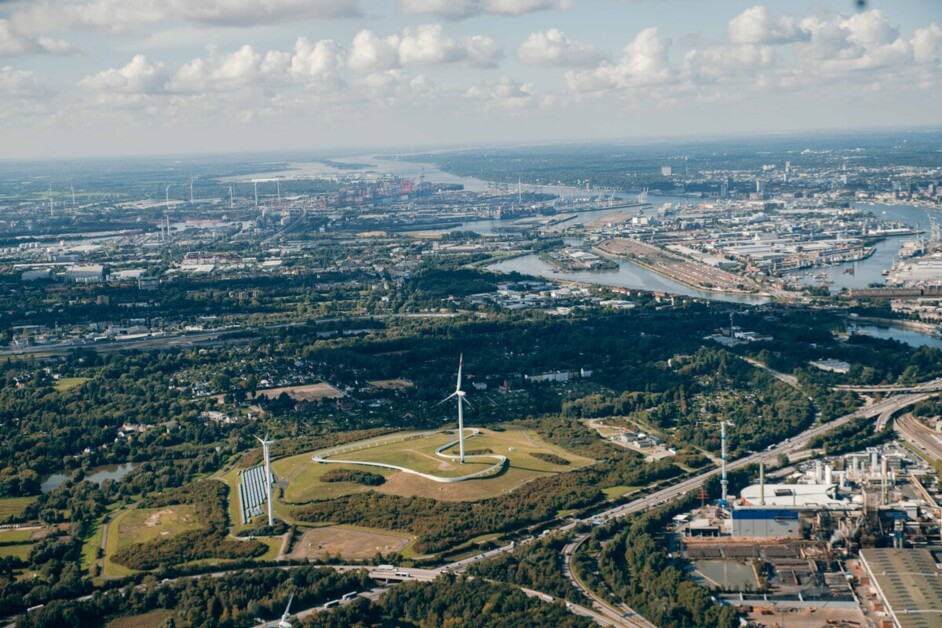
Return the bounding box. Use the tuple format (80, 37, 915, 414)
(229, 186, 234, 209)
(256, 434, 274, 527)
(165, 184, 173, 209)
(440, 355, 469, 463)
(189, 177, 195, 204)
(277, 592, 294, 628)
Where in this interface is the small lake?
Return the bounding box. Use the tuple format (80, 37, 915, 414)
(40, 462, 137, 494)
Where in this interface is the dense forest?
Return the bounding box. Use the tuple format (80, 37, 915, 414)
(302, 576, 593, 628)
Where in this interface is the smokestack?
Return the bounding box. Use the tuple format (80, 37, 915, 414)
(825, 464, 833, 486)
(882, 457, 889, 506)
(815, 460, 824, 484)
(760, 461, 765, 506)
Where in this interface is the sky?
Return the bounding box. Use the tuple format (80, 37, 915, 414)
(0, 0, 940, 159)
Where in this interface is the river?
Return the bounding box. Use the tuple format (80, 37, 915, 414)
(234, 156, 936, 301)
(784, 202, 938, 293)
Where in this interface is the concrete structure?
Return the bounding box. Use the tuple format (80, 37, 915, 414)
(739, 483, 853, 510)
(731, 507, 801, 538)
(65, 264, 103, 283)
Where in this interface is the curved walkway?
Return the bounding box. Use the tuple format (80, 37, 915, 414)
(312, 429, 507, 483)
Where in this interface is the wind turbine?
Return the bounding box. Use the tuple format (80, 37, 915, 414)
(165, 184, 173, 209)
(440, 355, 469, 463)
(229, 186, 234, 209)
(277, 592, 294, 628)
(256, 434, 274, 527)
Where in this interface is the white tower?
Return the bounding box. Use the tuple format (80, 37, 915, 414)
(278, 592, 294, 628)
(720, 420, 728, 505)
(441, 355, 468, 463)
(256, 435, 274, 527)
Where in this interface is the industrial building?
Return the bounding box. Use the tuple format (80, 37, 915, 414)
(860, 548, 942, 628)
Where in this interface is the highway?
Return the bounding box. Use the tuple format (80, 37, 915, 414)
(896, 414, 942, 462)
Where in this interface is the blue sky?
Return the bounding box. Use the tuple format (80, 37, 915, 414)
(0, 0, 940, 158)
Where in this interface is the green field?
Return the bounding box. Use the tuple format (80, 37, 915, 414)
(273, 427, 594, 505)
(102, 505, 204, 577)
(0, 528, 39, 543)
(54, 377, 90, 392)
(602, 485, 641, 499)
(0, 496, 37, 519)
(0, 543, 33, 560)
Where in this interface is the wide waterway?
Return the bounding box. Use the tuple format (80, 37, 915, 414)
(233, 156, 938, 302)
(785, 202, 940, 293)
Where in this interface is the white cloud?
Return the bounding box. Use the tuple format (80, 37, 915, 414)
(349, 25, 502, 72)
(913, 23, 942, 65)
(0, 18, 73, 55)
(399, 25, 502, 67)
(728, 6, 809, 46)
(0, 65, 50, 99)
(290, 37, 344, 82)
(517, 28, 604, 67)
(467, 76, 542, 110)
(357, 69, 440, 107)
(565, 27, 671, 92)
(348, 30, 401, 73)
(399, 0, 569, 19)
(80, 54, 169, 95)
(169, 45, 292, 93)
(683, 44, 775, 84)
(799, 10, 911, 73)
(10, 0, 360, 35)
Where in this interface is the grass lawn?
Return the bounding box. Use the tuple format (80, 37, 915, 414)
(0, 496, 37, 519)
(602, 486, 641, 499)
(0, 544, 33, 560)
(0, 528, 39, 543)
(112, 504, 202, 551)
(102, 505, 202, 578)
(54, 377, 90, 392)
(278, 427, 595, 504)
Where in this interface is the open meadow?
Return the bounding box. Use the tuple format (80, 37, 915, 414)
(270, 427, 594, 504)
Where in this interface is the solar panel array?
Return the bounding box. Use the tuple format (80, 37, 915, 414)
(238, 464, 273, 524)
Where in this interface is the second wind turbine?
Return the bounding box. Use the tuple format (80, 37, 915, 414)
(441, 355, 469, 464)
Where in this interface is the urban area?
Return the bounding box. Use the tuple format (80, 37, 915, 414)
(2, 132, 942, 628)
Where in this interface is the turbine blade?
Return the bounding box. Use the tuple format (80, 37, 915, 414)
(456, 354, 463, 391)
(434, 392, 458, 407)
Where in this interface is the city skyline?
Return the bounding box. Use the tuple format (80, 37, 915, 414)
(0, 0, 940, 159)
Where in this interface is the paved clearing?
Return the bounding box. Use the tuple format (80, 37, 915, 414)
(254, 382, 345, 401)
(289, 526, 411, 561)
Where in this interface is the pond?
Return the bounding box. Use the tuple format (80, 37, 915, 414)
(40, 462, 137, 494)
